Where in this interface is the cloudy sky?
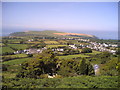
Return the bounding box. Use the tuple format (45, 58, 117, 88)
(2, 2, 118, 33)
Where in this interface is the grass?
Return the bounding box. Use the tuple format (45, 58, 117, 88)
(46, 45, 68, 48)
(0, 43, 5, 47)
(58, 54, 89, 59)
(26, 41, 41, 44)
(8, 44, 28, 50)
(3, 57, 32, 65)
(58, 40, 67, 44)
(0, 47, 15, 54)
(44, 41, 59, 44)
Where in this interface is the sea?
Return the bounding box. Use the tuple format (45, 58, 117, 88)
(1, 29, 118, 40)
(70, 30, 118, 40)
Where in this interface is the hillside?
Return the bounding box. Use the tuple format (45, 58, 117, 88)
(9, 30, 97, 39)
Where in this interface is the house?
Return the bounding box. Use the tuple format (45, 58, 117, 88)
(57, 48, 64, 52)
(69, 45, 77, 49)
(25, 49, 43, 54)
(28, 39, 34, 42)
(111, 44, 118, 47)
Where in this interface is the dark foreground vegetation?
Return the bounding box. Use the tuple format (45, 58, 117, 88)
(2, 76, 118, 88)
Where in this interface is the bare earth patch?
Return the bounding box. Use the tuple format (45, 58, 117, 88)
(54, 33, 93, 37)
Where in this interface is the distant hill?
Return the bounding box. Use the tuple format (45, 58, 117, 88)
(9, 30, 97, 39)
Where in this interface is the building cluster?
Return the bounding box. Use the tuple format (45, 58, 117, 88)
(14, 47, 47, 54)
(78, 39, 117, 54)
(52, 48, 64, 52)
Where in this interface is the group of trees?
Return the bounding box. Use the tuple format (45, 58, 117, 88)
(17, 50, 94, 78)
(81, 48, 92, 53)
(57, 59, 94, 77)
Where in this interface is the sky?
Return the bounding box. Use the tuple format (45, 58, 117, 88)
(2, 2, 118, 38)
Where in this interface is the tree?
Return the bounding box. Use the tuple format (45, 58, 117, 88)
(78, 59, 88, 75)
(76, 59, 94, 75)
(81, 48, 92, 53)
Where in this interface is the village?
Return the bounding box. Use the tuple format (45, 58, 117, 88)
(13, 38, 118, 55)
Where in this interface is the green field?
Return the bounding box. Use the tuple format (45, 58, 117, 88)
(58, 40, 67, 44)
(44, 41, 59, 44)
(26, 41, 41, 44)
(3, 57, 31, 65)
(7, 39, 22, 43)
(46, 45, 68, 48)
(0, 43, 5, 47)
(0, 47, 15, 54)
(58, 54, 89, 59)
(8, 44, 28, 50)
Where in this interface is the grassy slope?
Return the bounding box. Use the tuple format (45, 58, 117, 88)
(9, 30, 96, 39)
